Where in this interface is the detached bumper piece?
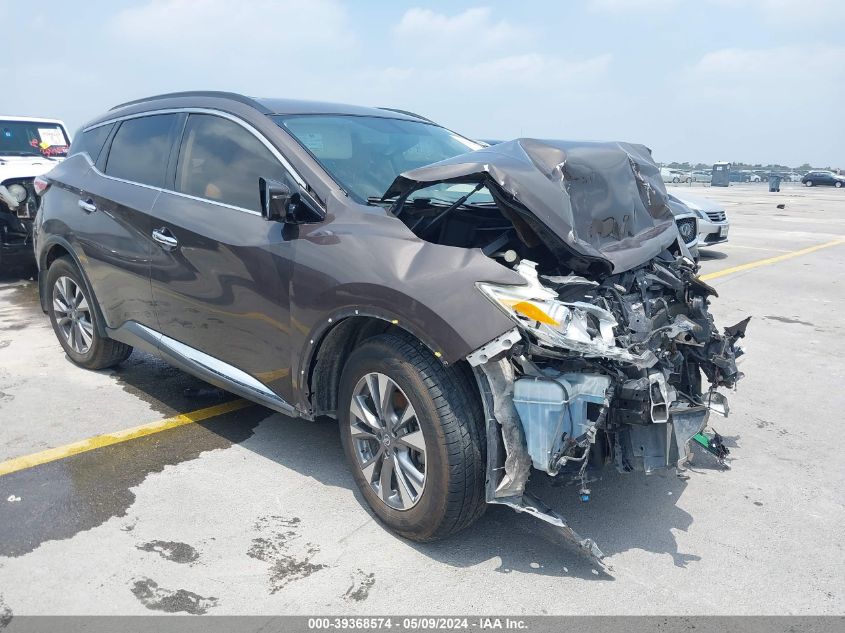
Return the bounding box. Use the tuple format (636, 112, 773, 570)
(692, 430, 730, 467)
(475, 360, 610, 572)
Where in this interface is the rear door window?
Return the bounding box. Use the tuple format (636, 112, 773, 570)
(105, 115, 179, 188)
(175, 114, 284, 212)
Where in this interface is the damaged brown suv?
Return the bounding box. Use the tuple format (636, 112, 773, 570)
(34, 92, 747, 567)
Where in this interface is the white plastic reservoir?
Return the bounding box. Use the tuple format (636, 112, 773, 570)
(513, 372, 611, 473)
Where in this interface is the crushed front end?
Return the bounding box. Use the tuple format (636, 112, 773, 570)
(384, 139, 749, 569)
(469, 254, 748, 568)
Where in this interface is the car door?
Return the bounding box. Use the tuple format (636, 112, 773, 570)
(76, 114, 182, 333)
(148, 112, 297, 405)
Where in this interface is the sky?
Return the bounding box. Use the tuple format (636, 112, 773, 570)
(2, 0, 843, 167)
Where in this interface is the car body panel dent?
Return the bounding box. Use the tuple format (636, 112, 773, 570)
(290, 192, 522, 395)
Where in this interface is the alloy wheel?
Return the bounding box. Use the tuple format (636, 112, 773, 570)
(348, 372, 427, 510)
(52, 276, 94, 355)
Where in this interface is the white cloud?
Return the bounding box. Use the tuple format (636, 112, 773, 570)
(366, 53, 612, 88)
(109, 0, 355, 61)
(350, 53, 614, 141)
(395, 6, 520, 39)
(361, 7, 615, 140)
(668, 45, 845, 164)
(689, 45, 844, 86)
(588, 0, 678, 12)
(709, 0, 841, 23)
(392, 7, 527, 60)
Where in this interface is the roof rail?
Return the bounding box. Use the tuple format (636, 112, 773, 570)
(110, 91, 270, 113)
(377, 107, 434, 123)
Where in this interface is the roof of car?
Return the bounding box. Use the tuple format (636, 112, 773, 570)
(1, 115, 67, 125)
(109, 91, 423, 122)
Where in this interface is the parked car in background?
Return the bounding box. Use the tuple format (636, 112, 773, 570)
(690, 170, 711, 183)
(33, 92, 747, 566)
(668, 189, 730, 246)
(1, 116, 71, 272)
(660, 167, 691, 183)
(801, 170, 845, 188)
(667, 195, 699, 259)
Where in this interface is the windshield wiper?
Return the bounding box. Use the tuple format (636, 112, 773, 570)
(367, 195, 397, 205)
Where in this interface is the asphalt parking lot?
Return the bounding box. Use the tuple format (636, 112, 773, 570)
(1, 183, 843, 616)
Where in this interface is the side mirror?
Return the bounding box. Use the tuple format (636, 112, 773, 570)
(260, 177, 292, 222)
(260, 177, 325, 225)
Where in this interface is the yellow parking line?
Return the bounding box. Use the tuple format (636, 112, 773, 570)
(0, 399, 251, 477)
(718, 244, 793, 253)
(700, 238, 845, 281)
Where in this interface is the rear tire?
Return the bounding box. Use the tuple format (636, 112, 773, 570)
(338, 334, 486, 542)
(46, 257, 132, 369)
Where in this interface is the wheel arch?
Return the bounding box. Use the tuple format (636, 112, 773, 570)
(39, 237, 108, 338)
(304, 313, 479, 420)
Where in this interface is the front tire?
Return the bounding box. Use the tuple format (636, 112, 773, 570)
(835, 181, 842, 188)
(46, 257, 133, 369)
(338, 334, 486, 542)
(805, 180, 814, 187)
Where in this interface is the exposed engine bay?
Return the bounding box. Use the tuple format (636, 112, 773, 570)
(383, 139, 749, 569)
(0, 179, 37, 257)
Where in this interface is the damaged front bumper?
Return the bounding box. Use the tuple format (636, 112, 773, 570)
(467, 255, 749, 570)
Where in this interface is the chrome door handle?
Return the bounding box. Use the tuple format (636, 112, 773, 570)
(78, 199, 97, 213)
(151, 227, 178, 249)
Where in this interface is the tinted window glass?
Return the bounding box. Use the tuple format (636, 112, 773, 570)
(105, 115, 177, 188)
(0, 119, 70, 158)
(69, 124, 113, 162)
(176, 114, 283, 212)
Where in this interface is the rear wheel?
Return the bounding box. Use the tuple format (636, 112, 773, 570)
(338, 334, 486, 542)
(46, 257, 132, 369)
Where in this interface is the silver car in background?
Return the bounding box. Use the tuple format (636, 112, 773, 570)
(668, 189, 730, 247)
(667, 195, 699, 259)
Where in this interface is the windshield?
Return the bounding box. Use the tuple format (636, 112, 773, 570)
(273, 114, 482, 203)
(0, 120, 70, 158)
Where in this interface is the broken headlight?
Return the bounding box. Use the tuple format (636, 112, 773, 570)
(477, 260, 656, 367)
(6, 184, 28, 204)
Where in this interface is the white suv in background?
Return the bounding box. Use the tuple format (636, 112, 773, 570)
(0, 116, 71, 271)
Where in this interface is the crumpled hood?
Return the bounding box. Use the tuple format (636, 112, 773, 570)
(384, 138, 679, 274)
(0, 155, 62, 183)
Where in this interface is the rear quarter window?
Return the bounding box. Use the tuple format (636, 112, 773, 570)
(105, 115, 178, 188)
(69, 124, 113, 163)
